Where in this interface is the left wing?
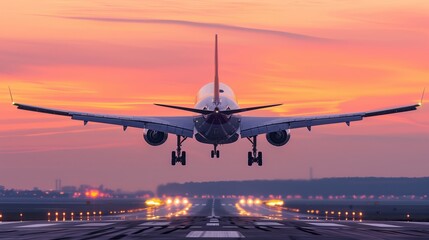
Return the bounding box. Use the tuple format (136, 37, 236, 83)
(13, 103, 195, 137)
(240, 103, 421, 137)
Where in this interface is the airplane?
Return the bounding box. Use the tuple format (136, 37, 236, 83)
(9, 35, 424, 166)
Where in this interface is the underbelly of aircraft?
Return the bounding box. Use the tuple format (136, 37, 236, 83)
(194, 115, 240, 145)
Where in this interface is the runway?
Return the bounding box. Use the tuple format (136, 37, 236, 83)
(0, 198, 428, 239)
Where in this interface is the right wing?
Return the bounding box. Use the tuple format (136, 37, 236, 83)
(13, 103, 195, 137)
(240, 103, 421, 138)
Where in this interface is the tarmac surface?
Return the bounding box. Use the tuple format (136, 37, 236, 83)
(0, 198, 428, 239)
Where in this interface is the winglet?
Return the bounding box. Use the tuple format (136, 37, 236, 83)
(419, 87, 425, 106)
(8, 86, 15, 105)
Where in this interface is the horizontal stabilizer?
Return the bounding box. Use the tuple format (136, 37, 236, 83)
(154, 104, 212, 114)
(154, 103, 282, 115)
(221, 104, 282, 115)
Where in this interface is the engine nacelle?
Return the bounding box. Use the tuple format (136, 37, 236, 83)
(266, 129, 291, 146)
(143, 130, 168, 146)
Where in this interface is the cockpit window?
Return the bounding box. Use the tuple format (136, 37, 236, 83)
(219, 89, 224, 93)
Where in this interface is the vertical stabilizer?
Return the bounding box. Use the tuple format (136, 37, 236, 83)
(214, 34, 220, 106)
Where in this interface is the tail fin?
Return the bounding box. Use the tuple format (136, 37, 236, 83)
(214, 34, 220, 106)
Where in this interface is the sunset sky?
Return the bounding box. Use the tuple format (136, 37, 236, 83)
(0, 0, 428, 192)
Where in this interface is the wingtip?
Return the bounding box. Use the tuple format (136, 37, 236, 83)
(8, 86, 15, 105)
(419, 87, 425, 106)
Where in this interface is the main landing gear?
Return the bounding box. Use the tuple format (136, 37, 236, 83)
(171, 135, 187, 166)
(247, 136, 262, 166)
(211, 144, 220, 158)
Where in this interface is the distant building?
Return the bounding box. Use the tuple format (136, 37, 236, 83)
(61, 186, 77, 194)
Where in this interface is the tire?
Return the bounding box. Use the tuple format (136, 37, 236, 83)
(171, 151, 176, 166)
(181, 151, 187, 166)
(211, 150, 215, 158)
(257, 152, 263, 166)
(216, 150, 220, 158)
(247, 152, 253, 166)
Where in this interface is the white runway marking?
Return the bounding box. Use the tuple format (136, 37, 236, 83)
(221, 204, 226, 206)
(210, 199, 216, 217)
(210, 219, 219, 223)
(140, 222, 170, 226)
(76, 223, 114, 227)
(206, 223, 220, 226)
(186, 231, 244, 238)
(359, 223, 401, 228)
(406, 222, 429, 225)
(17, 223, 60, 228)
(202, 204, 206, 206)
(308, 223, 348, 227)
(228, 204, 232, 206)
(254, 222, 284, 226)
(195, 204, 200, 206)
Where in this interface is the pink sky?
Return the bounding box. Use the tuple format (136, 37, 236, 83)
(0, 0, 428, 192)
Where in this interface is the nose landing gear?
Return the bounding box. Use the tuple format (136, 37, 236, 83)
(247, 136, 262, 166)
(211, 144, 220, 158)
(171, 135, 187, 166)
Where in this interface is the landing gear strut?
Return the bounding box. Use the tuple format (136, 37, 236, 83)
(171, 135, 187, 166)
(211, 144, 220, 158)
(247, 136, 262, 166)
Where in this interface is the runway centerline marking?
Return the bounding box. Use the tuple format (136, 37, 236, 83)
(206, 223, 220, 226)
(308, 223, 348, 227)
(17, 223, 60, 228)
(186, 231, 244, 238)
(359, 223, 401, 228)
(210, 199, 216, 217)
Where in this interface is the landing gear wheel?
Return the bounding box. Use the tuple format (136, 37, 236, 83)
(181, 151, 187, 166)
(247, 152, 253, 166)
(171, 151, 177, 166)
(247, 136, 263, 166)
(211, 145, 220, 158)
(257, 151, 263, 166)
(172, 135, 188, 166)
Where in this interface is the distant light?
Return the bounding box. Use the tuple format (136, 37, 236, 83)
(182, 198, 189, 204)
(359, 212, 363, 216)
(166, 198, 173, 205)
(146, 198, 162, 207)
(174, 198, 180, 205)
(239, 199, 245, 205)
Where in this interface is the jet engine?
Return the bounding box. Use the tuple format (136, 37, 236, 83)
(143, 130, 168, 146)
(266, 129, 291, 146)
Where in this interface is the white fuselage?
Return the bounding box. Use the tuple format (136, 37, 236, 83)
(193, 82, 241, 144)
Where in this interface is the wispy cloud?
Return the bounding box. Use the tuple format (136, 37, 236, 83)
(57, 16, 329, 41)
